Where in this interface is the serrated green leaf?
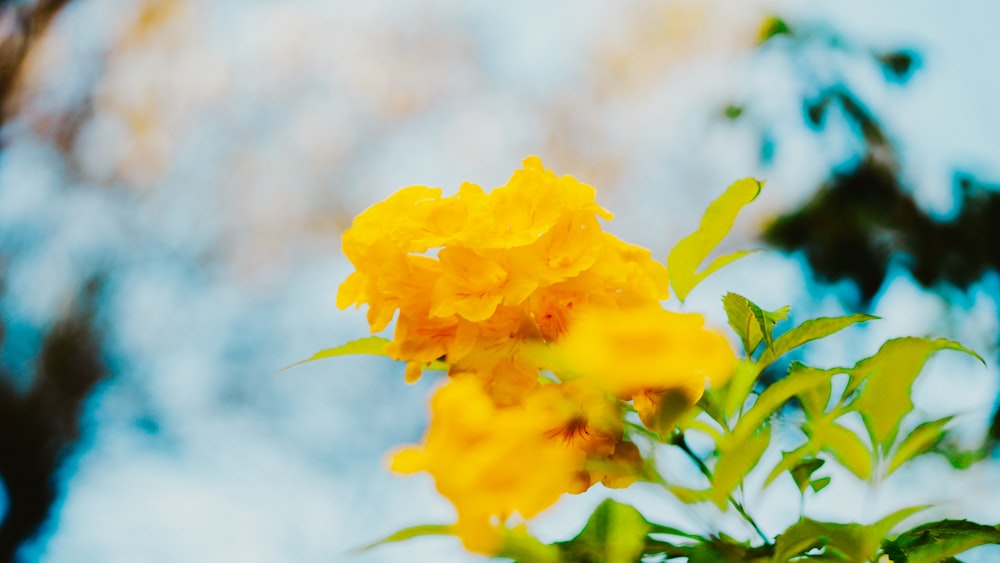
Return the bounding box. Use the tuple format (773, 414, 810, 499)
(723, 293, 759, 356)
(854, 338, 982, 451)
(752, 303, 791, 354)
(710, 425, 771, 510)
(667, 178, 762, 302)
(757, 314, 879, 370)
(353, 524, 452, 553)
(887, 520, 1000, 563)
(886, 416, 954, 477)
(722, 293, 790, 357)
(282, 336, 448, 372)
(557, 499, 650, 563)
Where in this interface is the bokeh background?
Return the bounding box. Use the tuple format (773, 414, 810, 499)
(1, 0, 999, 561)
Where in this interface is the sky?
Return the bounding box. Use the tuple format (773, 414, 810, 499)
(0, 0, 999, 561)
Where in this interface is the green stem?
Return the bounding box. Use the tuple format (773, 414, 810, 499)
(672, 432, 771, 546)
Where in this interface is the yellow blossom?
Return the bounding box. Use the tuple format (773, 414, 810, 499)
(458, 156, 613, 250)
(390, 377, 590, 553)
(551, 305, 737, 402)
(337, 157, 671, 394)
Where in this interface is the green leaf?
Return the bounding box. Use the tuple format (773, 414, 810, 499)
(353, 524, 452, 553)
(753, 304, 791, 354)
(722, 293, 789, 357)
(791, 362, 834, 419)
(885, 520, 1000, 563)
(790, 458, 825, 494)
(498, 526, 561, 563)
(721, 360, 761, 418)
(809, 476, 832, 493)
(709, 425, 771, 510)
(886, 416, 953, 477)
(764, 445, 811, 488)
(758, 15, 791, 44)
(646, 523, 705, 542)
(642, 538, 689, 560)
(557, 499, 651, 563)
(808, 420, 873, 481)
(695, 391, 729, 430)
(283, 336, 393, 371)
(773, 519, 871, 562)
(667, 484, 710, 505)
(757, 314, 879, 370)
(682, 536, 773, 562)
(730, 366, 831, 444)
(869, 505, 931, 540)
(723, 293, 759, 356)
(934, 442, 989, 470)
(854, 338, 983, 451)
(282, 336, 448, 372)
(775, 506, 929, 562)
(649, 388, 702, 437)
(667, 178, 762, 301)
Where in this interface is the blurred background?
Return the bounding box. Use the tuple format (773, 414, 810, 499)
(0, 0, 998, 561)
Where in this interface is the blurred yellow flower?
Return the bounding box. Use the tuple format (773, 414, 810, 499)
(390, 376, 641, 553)
(550, 305, 736, 432)
(390, 377, 592, 553)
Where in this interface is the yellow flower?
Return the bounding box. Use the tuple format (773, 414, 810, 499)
(337, 249, 440, 333)
(551, 305, 737, 401)
(336, 156, 671, 395)
(430, 247, 537, 322)
(594, 233, 671, 304)
(390, 377, 588, 553)
(504, 210, 607, 289)
(458, 156, 613, 250)
(525, 379, 624, 460)
(340, 186, 440, 259)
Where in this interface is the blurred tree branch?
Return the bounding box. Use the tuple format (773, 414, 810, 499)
(0, 0, 73, 124)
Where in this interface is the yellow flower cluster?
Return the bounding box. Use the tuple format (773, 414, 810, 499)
(337, 156, 670, 400)
(337, 157, 735, 553)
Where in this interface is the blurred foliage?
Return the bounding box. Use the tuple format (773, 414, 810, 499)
(736, 13, 1000, 443)
(0, 279, 107, 561)
(766, 160, 1000, 304)
(750, 14, 999, 309)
